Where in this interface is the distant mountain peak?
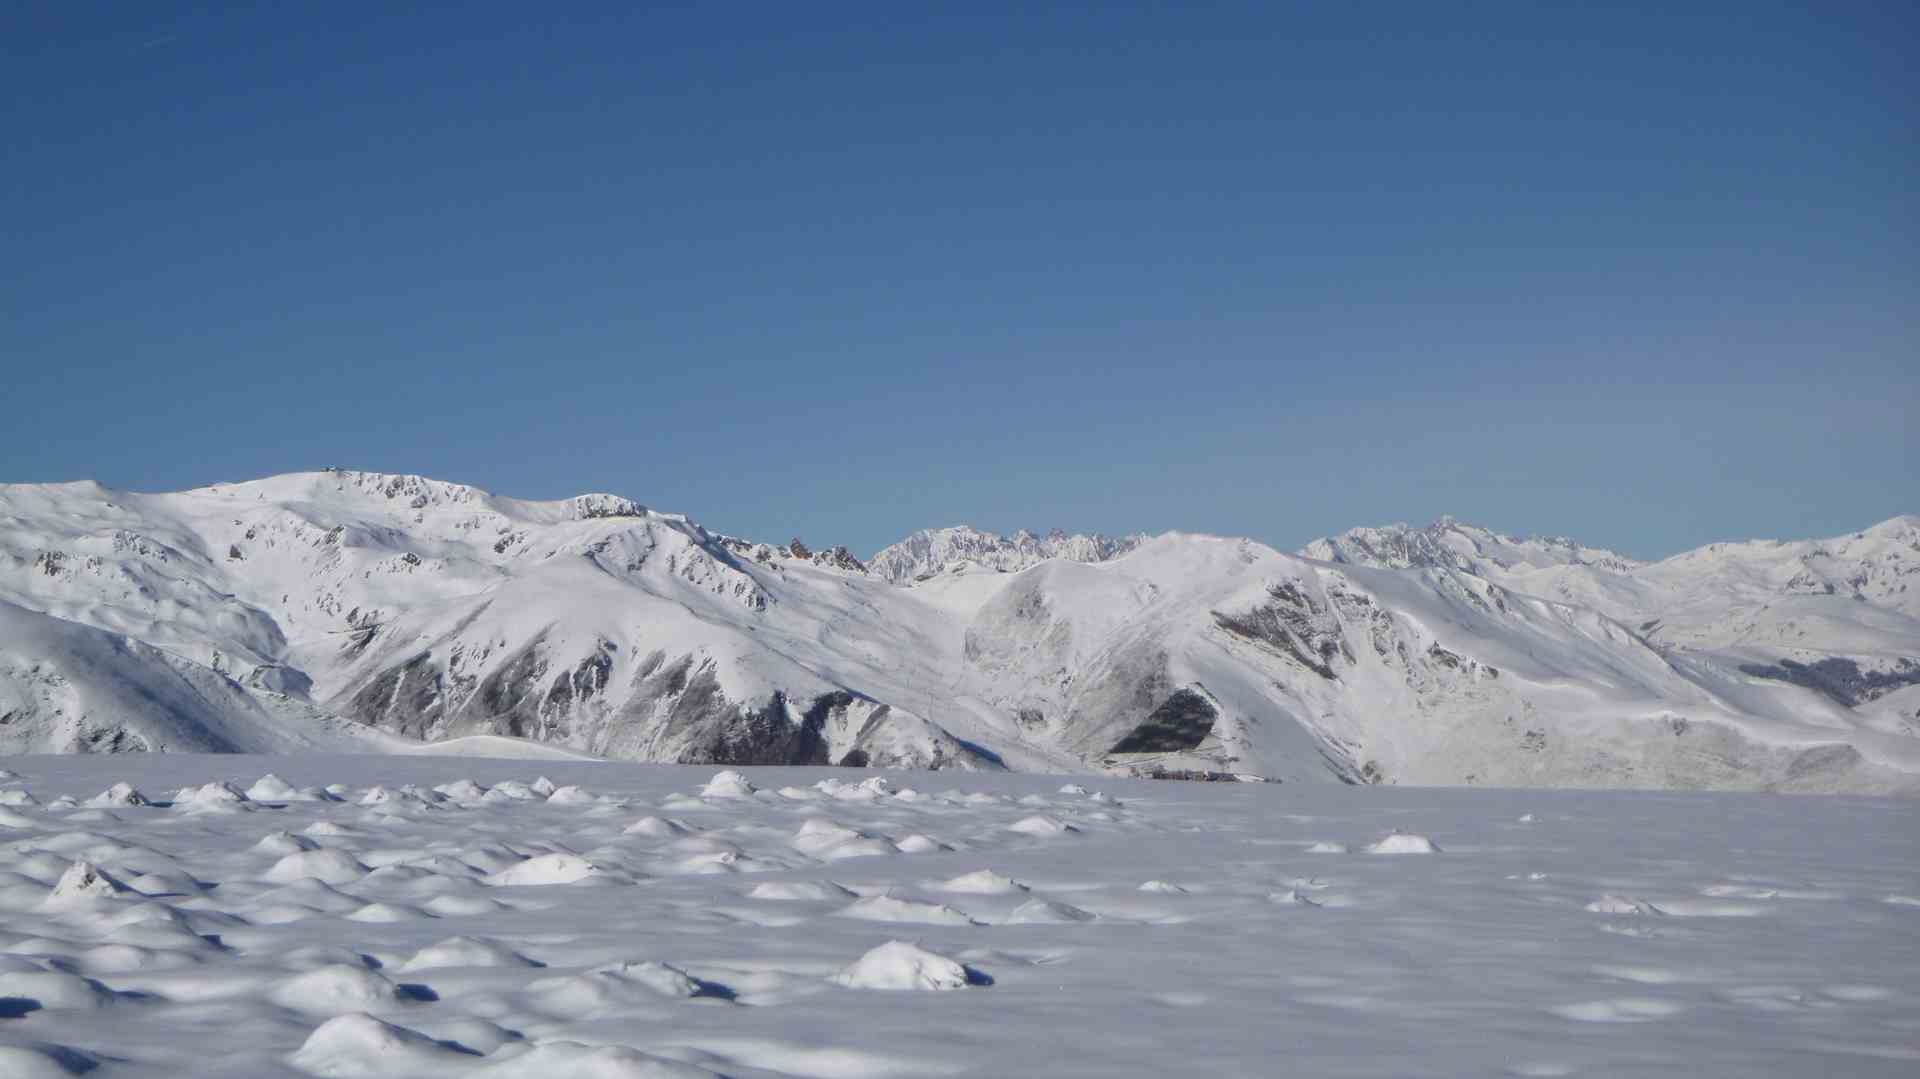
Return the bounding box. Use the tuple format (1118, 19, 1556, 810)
(868, 525, 1148, 584)
(1300, 517, 1644, 576)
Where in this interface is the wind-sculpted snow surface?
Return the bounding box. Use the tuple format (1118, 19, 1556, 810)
(2, 471, 1917, 794)
(0, 756, 1917, 1076)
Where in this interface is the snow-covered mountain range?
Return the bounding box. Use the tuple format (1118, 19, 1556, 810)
(3, 470, 1915, 793)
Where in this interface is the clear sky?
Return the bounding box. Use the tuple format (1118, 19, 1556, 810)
(5, 2, 1914, 560)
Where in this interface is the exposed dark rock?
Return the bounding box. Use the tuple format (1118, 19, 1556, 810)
(79, 725, 154, 753)
(1109, 688, 1218, 754)
(342, 651, 443, 739)
(816, 545, 866, 572)
(1785, 742, 1865, 781)
(1213, 581, 1347, 679)
(569, 494, 647, 519)
(1738, 657, 1920, 707)
(339, 625, 379, 660)
(460, 636, 553, 737)
(543, 644, 614, 715)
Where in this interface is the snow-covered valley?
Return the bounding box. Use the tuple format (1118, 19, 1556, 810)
(2, 471, 1917, 795)
(1, 755, 1916, 1077)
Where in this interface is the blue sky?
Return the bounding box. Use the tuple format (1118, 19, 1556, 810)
(4, 2, 1914, 559)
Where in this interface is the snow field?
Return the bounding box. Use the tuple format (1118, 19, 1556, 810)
(0, 755, 1913, 1076)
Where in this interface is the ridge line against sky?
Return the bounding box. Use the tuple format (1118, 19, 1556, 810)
(4, 3, 1914, 561)
(4, 467, 1911, 566)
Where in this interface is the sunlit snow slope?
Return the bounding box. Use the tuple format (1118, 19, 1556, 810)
(2, 471, 1915, 793)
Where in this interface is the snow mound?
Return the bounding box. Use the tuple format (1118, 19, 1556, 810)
(288, 1012, 474, 1076)
(623, 815, 690, 837)
(700, 771, 758, 798)
(1306, 840, 1350, 854)
(938, 869, 1029, 895)
(345, 901, 433, 923)
(434, 778, 489, 801)
(267, 963, 405, 1014)
(305, 820, 360, 837)
(251, 877, 367, 915)
(173, 781, 251, 809)
(402, 936, 539, 972)
(84, 782, 149, 808)
(748, 879, 856, 901)
(1006, 898, 1095, 924)
(584, 959, 702, 998)
(484, 852, 603, 886)
(837, 895, 978, 925)
(1587, 895, 1665, 915)
(1366, 833, 1441, 854)
(1007, 815, 1079, 836)
(244, 773, 301, 801)
(792, 817, 894, 859)
(254, 830, 321, 856)
(1138, 879, 1189, 894)
(815, 776, 896, 801)
(834, 940, 985, 991)
(263, 848, 372, 885)
(522, 963, 703, 1016)
(44, 860, 130, 904)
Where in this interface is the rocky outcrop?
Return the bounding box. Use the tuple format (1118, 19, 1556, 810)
(1212, 581, 1353, 680)
(1108, 688, 1219, 754)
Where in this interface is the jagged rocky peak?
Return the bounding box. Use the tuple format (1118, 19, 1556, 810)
(870, 525, 1148, 584)
(566, 493, 648, 520)
(1300, 517, 1643, 576)
(714, 534, 868, 573)
(297, 469, 490, 510)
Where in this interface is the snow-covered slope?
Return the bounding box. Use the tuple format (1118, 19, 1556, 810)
(2, 471, 1915, 793)
(0, 600, 402, 755)
(1304, 515, 1920, 733)
(869, 525, 1146, 584)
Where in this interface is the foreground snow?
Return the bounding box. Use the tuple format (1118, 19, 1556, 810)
(1, 757, 1915, 1077)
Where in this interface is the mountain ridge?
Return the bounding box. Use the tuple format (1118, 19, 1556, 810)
(3, 469, 1915, 793)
